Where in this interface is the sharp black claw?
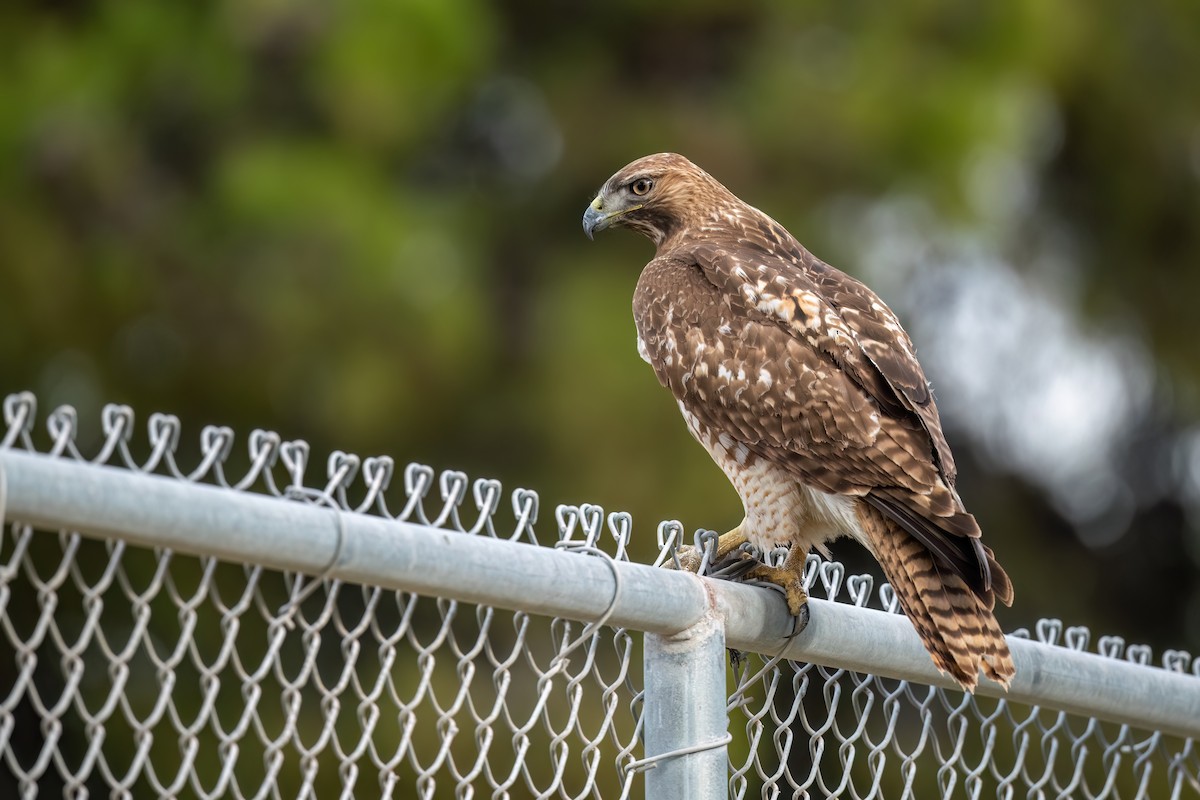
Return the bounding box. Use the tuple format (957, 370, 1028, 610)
(709, 548, 759, 579)
(786, 603, 811, 640)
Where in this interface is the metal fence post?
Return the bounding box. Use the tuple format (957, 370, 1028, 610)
(642, 588, 728, 799)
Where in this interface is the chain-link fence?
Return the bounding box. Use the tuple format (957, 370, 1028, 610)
(1, 391, 1198, 799)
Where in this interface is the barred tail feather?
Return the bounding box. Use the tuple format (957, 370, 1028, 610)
(858, 503, 1015, 692)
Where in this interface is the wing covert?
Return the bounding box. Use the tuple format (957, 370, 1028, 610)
(689, 232, 958, 485)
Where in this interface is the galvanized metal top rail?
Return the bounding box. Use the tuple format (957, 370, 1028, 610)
(3, 446, 1198, 741)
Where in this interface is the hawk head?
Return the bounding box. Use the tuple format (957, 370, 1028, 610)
(583, 153, 735, 247)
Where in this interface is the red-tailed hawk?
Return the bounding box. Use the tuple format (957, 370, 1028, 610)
(583, 153, 1014, 691)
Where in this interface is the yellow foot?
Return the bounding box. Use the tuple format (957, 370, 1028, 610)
(665, 524, 748, 573)
(744, 563, 810, 617)
(743, 544, 811, 635)
(665, 526, 811, 637)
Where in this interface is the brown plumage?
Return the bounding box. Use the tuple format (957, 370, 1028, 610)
(584, 153, 1014, 691)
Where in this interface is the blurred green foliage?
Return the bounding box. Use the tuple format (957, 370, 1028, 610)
(4, 0, 1200, 639)
(2, 0, 1200, 794)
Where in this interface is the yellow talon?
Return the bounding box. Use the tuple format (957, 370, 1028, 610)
(664, 523, 749, 573)
(744, 543, 810, 618)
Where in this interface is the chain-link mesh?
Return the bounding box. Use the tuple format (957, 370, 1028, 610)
(1, 392, 1198, 798)
(723, 553, 1200, 798)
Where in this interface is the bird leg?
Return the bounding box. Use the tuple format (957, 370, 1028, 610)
(668, 523, 749, 573)
(743, 543, 810, 620)
(666, 523, 810, 635)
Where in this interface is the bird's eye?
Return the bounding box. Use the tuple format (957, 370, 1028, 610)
(630, 178, 653, 196)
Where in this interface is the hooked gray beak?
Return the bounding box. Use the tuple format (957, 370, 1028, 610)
(582, 197, 608, 240)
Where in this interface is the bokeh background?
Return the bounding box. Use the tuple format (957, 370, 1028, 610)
(2, 0, 1199, 748)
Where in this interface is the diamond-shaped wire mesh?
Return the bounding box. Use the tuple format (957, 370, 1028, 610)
(1, 392, 1198, 798)
(0, 525, 644, 799)
(725, 555, 1200, 799)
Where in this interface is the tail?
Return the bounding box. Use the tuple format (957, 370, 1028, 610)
(857, 502, 1015, 692)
